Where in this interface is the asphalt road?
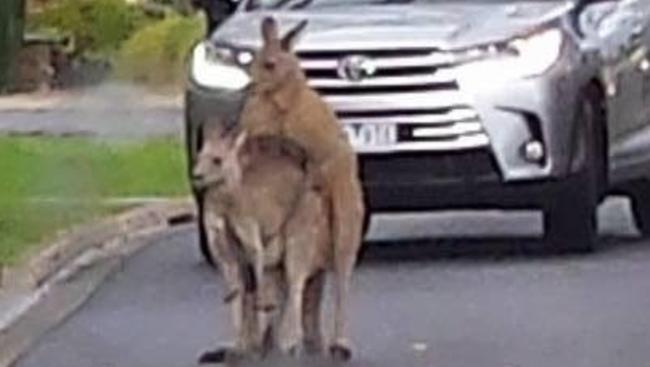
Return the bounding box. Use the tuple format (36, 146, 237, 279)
(15, 198, 650, 367)
(0, 84, 182, 139)
(0, 108, 182, 139)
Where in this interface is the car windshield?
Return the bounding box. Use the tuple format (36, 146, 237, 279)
(246, 0, 560, 11)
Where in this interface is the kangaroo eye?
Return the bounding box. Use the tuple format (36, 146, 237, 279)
(264, 59, 276, 70)
(212, 158, 222, 165)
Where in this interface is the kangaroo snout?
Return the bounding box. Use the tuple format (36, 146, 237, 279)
(191, 163, 206, 181)
(192, 162, 214, 189)
(191, 171, 205, 186)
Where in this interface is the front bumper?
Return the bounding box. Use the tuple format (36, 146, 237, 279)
(454, 56, 583, 182)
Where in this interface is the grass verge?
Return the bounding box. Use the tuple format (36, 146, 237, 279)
(0, 136, 189, 265)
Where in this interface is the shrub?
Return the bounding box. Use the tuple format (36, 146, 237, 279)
(29, 0, 153, 57)
(114, 15, 204, 86)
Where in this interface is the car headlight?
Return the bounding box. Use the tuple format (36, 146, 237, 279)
(461, 28, 565, 81)
(190, 42, 252, 90)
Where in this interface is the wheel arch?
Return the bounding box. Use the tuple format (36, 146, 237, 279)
(567, 78, 609, 193)
(586, 78, 608, 147)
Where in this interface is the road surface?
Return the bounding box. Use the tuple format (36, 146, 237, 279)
(0, 84, 182, 139)
(15, 198, 650, 367)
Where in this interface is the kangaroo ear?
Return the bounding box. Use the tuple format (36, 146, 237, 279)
(281, 20, 308, 51)
(232, 131, 248, 154)
(261, 17, 280, 44)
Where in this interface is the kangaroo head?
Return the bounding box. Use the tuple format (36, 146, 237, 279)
(193, 127, 248, 190)
(250, 17, 308, 96)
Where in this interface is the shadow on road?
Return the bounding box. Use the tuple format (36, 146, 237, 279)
(360, 234, 648, 264)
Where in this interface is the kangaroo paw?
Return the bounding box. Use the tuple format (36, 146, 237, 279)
(222, 289, 240, 304)
(254, 303, 277, 313)
(330, 343, 352, 362)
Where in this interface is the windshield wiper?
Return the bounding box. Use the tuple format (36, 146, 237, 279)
(270, 0, 313, 9)
(270, 0, 292, 9)
(289, 0, 314, 10)
(372, 0, 415, 4)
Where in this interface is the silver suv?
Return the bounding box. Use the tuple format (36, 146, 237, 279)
(185, 0, 650, 261)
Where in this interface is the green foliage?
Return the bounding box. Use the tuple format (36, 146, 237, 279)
(27, 0, 203, 86)
(114, 14, 204, 86)
(29, 0, 154, 57)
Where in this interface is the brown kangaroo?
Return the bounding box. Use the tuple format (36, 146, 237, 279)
(195, 126, 331, 362)
(194, 126, 306, 360)
(239, 17, 365, 361)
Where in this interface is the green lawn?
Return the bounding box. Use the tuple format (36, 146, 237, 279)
(0, 137, 190, 265)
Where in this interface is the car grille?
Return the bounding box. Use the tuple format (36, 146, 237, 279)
(297, 48, 489, 153)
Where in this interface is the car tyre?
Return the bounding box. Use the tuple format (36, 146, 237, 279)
(544, 87, 605, 253)
(629, 180, 650, 237)
(544, 184, 597, 253)
(196, 192, 218, 267)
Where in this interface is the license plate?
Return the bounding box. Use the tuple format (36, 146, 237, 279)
(342, 123, 397, 151)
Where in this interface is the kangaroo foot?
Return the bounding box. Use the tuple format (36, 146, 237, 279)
(198, 346, 242, 364)
(330, 343, 352, 362)
(286, 344, 304, 359)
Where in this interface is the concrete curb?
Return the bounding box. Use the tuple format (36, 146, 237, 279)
(0, 199, 195, 291)
(0, 93, 70, 113)
(0, 198, 196, 367)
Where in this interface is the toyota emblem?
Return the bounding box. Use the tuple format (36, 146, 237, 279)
(337, 55, 376, 82)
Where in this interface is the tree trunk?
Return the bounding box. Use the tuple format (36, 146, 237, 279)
(0, 0, 25, 92)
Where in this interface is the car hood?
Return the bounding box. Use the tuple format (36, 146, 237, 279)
(213, 1, 575, 51)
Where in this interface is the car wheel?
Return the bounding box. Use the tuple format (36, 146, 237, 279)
(629, 180, 650, 237)
(544, 183, 597, 253)
(544, 87, 605, 253)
